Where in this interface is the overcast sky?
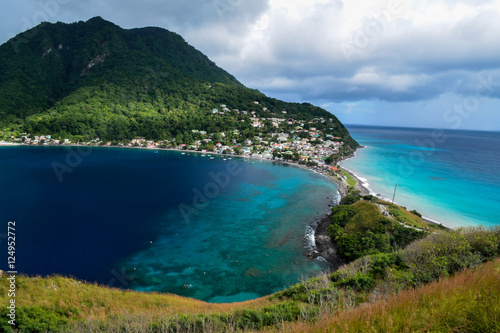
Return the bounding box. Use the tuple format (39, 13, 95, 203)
(2, 0, 500, 130)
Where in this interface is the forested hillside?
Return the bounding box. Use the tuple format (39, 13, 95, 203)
(0, 17, 358, 151)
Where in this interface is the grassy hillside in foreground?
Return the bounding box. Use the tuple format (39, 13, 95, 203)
(266, 258, 500, 333)
(0, 275, 273, 332)
(1, 206, 499, 332)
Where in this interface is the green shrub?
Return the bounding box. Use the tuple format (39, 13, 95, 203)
(329, 201, 426, 261)
(331, 253, 404, 291)
(234, 302, 303, 330)
(340, 194, 360, 205)
(331, 256, 373, 282)
(462, 226, 500, 259)
(378, 217, 392, 225)
(400, 231, 483, 283)
(410, 209, 422, 218)
(382, 267, 417, 291)
(336, 234, 366, 260)
(0, 306, 70, 333)
(369, 253, 401, 278)
(330, 205, 357, 227)
(335, 272, 374, 291)
(389, 223, 426, 249)
(363, 195, 376, 201)
(236, 309, 265, 330)
(273, 283, 308, 302)
(327, 223, 345, 241)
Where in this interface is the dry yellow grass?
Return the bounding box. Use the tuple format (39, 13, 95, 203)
(262, 258, 500, 333)
(0, 274, 272, 322)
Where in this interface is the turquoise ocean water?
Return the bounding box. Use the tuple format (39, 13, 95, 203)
(0, 147, 336, 302)
(341, 126, 500, 228)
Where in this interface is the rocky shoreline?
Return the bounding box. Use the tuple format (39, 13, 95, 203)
(310, 147, 450, 267)
(309, 149, 371, 267)
(309, 214, 344, 269)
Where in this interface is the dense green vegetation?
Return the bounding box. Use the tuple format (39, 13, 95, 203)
(0, 17, 240, 121)
(327, 200, 427, 260)
(19, 82, 352, 145)
(0, 17, 358, 152)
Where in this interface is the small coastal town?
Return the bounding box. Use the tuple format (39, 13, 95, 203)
(1, 103, 351, 171)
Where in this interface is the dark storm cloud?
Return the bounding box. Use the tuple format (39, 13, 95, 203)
(1, 0, 500, 130)
(1, 0, 269, 46)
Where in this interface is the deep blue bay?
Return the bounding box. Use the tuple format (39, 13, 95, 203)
(0, 147, 337, 302)
(342, 126, 500, 228)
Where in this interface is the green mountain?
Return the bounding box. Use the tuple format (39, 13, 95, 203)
(0, 17, 358, 151)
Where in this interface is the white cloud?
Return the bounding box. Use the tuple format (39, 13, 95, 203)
(2, 0, 500, 129)
(200, 0, 500, 101)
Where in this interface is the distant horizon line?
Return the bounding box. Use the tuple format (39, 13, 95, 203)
(344, 123, 500, 133)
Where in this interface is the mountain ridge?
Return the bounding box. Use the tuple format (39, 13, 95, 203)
(0, 17, 241, 119)
(0, 17, 358, 153)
